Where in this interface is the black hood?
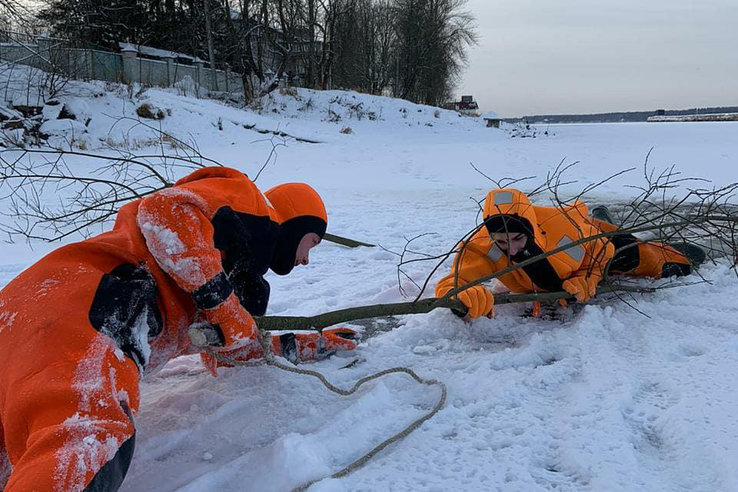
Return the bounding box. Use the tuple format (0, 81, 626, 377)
(484, 213, 535, 237)
(270, 215, 327, 276)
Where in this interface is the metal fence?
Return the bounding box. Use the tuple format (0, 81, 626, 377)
(0, 31, 244, 96)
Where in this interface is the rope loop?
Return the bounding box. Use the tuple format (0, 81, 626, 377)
(204, 335, 447, 492)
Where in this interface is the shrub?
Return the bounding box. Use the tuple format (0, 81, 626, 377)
(136, 103, 166, 120)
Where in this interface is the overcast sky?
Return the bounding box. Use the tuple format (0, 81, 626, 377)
(457, 0, 738, 117)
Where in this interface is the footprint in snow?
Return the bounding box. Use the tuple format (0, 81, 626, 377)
(622, 381, 680, 454)
(676, 342, 708, 359)
(530, 459, 590, 491)
(631, 382, 680, 410)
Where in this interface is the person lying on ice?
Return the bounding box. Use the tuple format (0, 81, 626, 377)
(0, 166, 357, 491)
(435, 188, 703, 319)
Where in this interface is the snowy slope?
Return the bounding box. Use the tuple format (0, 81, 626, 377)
(2, 78, 738, 491)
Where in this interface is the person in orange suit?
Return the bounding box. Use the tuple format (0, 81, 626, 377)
(435, 188, 701, 319)
(0, 166, 356, 491)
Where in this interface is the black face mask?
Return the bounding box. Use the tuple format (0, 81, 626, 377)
(270, 215, 327, 276)
(494, 233, 535, 263)
(499, 237, 564, 292)
(509, 245, 534, 263)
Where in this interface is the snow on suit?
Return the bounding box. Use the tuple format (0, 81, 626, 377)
(435, 188, 692, 316)
(0, 166, 353, 491)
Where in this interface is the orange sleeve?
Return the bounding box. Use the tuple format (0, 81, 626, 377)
(435, 231, 497, 298)
(136, 187, 224, 293)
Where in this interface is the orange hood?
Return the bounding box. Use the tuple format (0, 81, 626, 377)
(482, 189, 544, 244)
(264, 183, 328, 275)
(264, 183, 328, 225)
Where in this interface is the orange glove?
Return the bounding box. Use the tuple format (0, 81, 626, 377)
(200, 327, 358, 375)
(562, 275, 601, 302)
(456, 286, 495, 319)
(273, 328, 358, 363)
(202, 293, 259, 350)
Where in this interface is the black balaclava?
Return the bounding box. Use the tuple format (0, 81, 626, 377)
(270, 215, 327, 276)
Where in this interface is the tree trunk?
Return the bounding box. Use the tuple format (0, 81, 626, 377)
(203, 0, 218, 91)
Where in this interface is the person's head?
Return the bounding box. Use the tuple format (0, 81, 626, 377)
(482, 189, 538, 256)
(483, 209, 534, 255)
(489, 231, 528, 256)
(264, 183, 327, 275)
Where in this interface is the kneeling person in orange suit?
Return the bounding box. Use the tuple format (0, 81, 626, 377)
(435, 188, 701, 318)
(0, 166, 356, 491)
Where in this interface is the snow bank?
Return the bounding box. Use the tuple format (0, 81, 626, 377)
(0, 62, 483, 151)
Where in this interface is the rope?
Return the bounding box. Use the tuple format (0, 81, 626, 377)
(203, 332, 447, 492)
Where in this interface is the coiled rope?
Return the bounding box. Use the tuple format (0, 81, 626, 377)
(198, 327, 447, 492)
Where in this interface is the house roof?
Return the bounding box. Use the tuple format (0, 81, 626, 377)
(483, 111, 500, 120)
(119, 42, 204, 63)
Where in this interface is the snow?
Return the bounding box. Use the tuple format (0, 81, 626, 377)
(1, 70, 738, 491)
(137, 188, 212, 287)
(124, 262, 738, 492)
(0, 311, 15, 332)
(39, 118, 87, 139)
(72, 334, 120, 413)
(119, 42, 204, 63)
(138, 222, 186, 257)
(54, 414, 123, 492)
(133, 307, 153, 368)
(0, 299, 17, 332)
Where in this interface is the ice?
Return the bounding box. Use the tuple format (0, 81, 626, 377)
(0, 68, 737, 491)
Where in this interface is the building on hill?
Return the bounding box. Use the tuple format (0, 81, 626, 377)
(442, 95, 479, 116)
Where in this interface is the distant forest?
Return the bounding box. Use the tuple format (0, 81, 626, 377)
(509, 106, 738, 124)
(27, 0, 478, 105)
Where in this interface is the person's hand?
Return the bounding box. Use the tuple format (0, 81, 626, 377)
(202, 293, 258, 350)
(562, 275, 600, 302)
(456, 286, 495, 319)
(273, 327, 358, 363)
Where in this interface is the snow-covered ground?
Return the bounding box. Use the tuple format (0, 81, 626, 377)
(2, 79, 738, 491)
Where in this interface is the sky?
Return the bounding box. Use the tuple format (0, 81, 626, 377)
(456, 0, 738, 117)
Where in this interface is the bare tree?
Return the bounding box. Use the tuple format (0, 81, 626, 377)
(0, 123, 220, 241)
(0, 0, 34, 30)
(393, 0, 477, 104)
(29, 0, 477, 103)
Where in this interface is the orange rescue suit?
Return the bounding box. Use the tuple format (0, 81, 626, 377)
(0, 167, 329, 491)
(436, 188, 691, 304)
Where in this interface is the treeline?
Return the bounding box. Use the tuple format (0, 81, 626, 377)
(32, 0, 477, 104)
(515, 106, 738, 124)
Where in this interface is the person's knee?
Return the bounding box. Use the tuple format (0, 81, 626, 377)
(4, 414, 135, 491)
(83, 432, 136, 492)
(662, 262, 691, 278)
(0, 445, 10, 490)
(3, 335, 140, 492)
